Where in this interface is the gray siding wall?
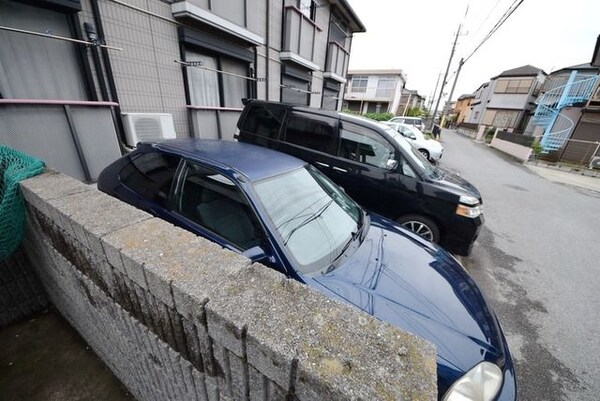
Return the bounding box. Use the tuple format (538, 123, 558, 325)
(83, 0, 190, 137)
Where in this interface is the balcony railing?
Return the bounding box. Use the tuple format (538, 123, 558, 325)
(283, 6, 321, 66)
(325, 41, 349, 78)
(0, 99, 121, 182)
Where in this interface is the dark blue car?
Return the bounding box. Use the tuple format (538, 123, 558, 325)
(98, 139, 516, 400)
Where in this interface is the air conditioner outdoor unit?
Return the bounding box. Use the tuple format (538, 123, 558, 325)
(589, 156, 600, 170)
(122, 113, 176, 147)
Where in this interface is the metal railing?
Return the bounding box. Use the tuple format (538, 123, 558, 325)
(531, 71, 599, 152)
(325, 41, 349, 78)
(536, 137, 600, 168)
(283, 6, 320, 63)
(0, 99, 122, 182)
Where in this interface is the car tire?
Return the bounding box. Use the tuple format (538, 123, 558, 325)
(419, 148, 430, 160)
(396, 214, 440, 243)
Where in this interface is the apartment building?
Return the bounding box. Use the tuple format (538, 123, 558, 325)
(0, 0, 364, 181)
(343, 69, 406, 114)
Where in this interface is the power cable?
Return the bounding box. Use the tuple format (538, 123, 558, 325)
(463, 0, 525, 64)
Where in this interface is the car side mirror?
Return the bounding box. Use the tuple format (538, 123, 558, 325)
(385, 159, 398, 171)
(242, 246, 268, 262)
(409, 134, 417, 140)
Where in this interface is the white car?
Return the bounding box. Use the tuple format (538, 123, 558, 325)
(388, 116, 426, 131)
(383, 122, 444, 162)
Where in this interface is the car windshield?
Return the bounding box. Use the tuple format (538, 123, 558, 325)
(253, 165, 363, 274)
(380, 125, 441, 179)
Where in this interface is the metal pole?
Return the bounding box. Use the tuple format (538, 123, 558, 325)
(430, 25, 461, 129)
(445, 58, 464, 116)
(429, 73, 442, 115)
(402, 93, 412, 116)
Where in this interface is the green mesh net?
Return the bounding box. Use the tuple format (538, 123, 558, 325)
(0, 146, 45, 261)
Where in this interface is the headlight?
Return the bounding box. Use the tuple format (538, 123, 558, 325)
(456, 204, 482, 218)
(459, 195, 479, 206)
(443, 362, 503, 401)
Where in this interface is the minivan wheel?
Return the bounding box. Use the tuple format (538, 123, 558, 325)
(396, 214, 440, 243)
(419, 149, 430, 160)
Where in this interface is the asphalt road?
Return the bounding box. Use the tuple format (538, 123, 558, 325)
(438, 130, 600, 401)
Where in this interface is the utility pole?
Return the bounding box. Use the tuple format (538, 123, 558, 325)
(430, 24, 462, 129)
(441, 57, 465, 126)
(429, 73, 442, 115)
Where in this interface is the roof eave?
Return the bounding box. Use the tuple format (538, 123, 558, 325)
(330, 0, 366, 33)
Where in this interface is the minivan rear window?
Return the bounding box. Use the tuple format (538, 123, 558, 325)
(284, 112, 338, 155)
(242, 105, 285, 139)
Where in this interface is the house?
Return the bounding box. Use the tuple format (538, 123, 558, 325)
(0, 0, 365, 182)
(343, 69, 407, 114)
(466, 65, 546, 133)
(453, 94, 474, 124)
(397, 89, 426, 115)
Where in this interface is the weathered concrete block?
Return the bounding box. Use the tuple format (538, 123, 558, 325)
(20, 170, 92, 218)
(207, 265, 438, 400)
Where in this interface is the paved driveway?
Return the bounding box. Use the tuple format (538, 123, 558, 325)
(438, 130, 600, 401)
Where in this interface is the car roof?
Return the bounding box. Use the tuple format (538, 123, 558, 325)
(246, 99, 339, 119)
(151, 139, 306, 182)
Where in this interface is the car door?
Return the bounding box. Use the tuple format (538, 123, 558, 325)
(330, 120, 408, 214)
(116, 149, 183, 217)
(168, 160, 286, 271)
(278, 110, 340, 176)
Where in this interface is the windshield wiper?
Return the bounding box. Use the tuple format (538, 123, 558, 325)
(323, 209, 365, 275)
(283, 199, 334, 245)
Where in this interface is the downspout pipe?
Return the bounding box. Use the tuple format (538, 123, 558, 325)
(89, 0, 128, 148)
(265, 0, 270, 101)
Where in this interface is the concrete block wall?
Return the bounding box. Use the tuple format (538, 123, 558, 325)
(0, 246, 48, 328)
(19, 170, 437, 401)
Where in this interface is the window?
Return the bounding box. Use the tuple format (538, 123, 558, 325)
(176, 162, 264, 251)
(254, 166, 360, 274)
(186, 49, 250, 108)
(329, 14, 349, 47)
(339, 122, 395, 168)
(299, 0, 316, 20)
(284, 112, 338, 154)
(376, 77, 396, 98)
(242, 105, 285, 140)
(0, 0, 88, 99)
(119, 151, 181, 205)
(281, 74, 310, 105)
(495, 79, 533, 94)
(351, 76, 368, 93)
(493, 110, 519, 128)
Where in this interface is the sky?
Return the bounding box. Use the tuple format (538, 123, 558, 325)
(345, 0, 600, 107)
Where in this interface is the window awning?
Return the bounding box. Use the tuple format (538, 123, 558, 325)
(172, 2, 264, 46)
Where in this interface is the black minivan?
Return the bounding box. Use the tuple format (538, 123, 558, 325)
(236, 100, 483, 255)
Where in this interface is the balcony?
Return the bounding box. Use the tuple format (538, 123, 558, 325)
(0, 100, 121, 182)
(281, 5, 321, 71)
(324, 42, 349, 82)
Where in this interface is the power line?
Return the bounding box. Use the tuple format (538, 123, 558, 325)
(471, 0, 503, 38)
(463, 0, 525, 64)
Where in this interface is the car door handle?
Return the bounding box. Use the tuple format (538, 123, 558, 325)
(333, 166, 347, 173)
(315, 162, 329, 168)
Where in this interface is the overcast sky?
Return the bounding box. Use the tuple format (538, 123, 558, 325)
(345, 0, 599, 106)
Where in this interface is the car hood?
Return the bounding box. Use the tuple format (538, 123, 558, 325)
(424, 139, 443, 150)
(431, 168, 482, 201)
(305, 214, 504, 384)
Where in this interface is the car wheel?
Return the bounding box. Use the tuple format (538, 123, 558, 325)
(396, 214, 440, 243)
(419, 149, 430, 160)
